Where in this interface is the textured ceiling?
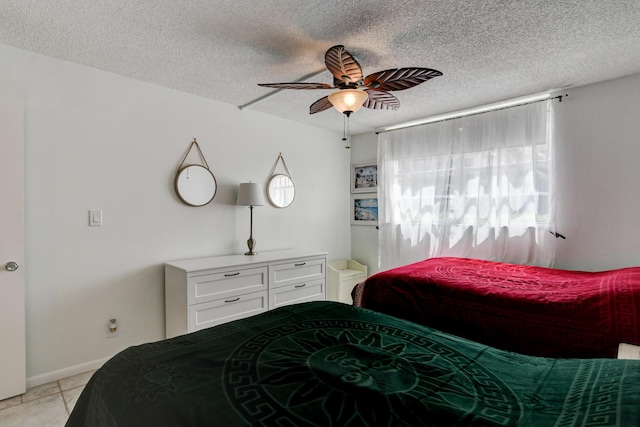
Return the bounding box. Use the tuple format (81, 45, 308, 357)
(2, 0, 640, 134)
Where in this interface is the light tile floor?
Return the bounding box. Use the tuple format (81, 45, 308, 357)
(0, 370, 94, 426)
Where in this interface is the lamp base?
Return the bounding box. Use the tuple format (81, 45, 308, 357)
(245, 237, 257, 256)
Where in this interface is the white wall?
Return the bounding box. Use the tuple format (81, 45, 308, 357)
(1, 43, 352, 386)
(351, 72, 640, 274)
(554, 72, 640, 271)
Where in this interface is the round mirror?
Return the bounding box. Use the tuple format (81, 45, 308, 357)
(175, 164, 217, 207)
(267, 174, 295, 208)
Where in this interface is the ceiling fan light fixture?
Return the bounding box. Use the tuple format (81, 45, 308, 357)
(328, 89, 368, 114)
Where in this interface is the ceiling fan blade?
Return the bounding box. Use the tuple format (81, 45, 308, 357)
(363, 90, 400, 110)
(324, 45, 363, 86)
(258, 82, 333, 90)
(364, 68, 443, 91)
(309, 96, 333, 114)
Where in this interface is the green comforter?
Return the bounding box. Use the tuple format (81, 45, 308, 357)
(67, 301, 640, 426)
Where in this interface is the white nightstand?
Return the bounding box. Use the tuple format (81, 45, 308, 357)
(327, 259, 367, 304)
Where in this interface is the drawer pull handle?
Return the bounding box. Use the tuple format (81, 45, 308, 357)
(294, 262, 306, 267)
(224, 272, 240, 277)
(295, 283, 306, 288)
(225, 297, 240, 303)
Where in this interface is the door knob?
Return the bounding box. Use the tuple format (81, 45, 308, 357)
(5, 261, 19, 272)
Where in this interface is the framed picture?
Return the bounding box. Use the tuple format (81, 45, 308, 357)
(351, 194, 378, 226)
(351, 161, 377, 193)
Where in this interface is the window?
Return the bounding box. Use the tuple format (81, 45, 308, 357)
(378, 100, 556, 270)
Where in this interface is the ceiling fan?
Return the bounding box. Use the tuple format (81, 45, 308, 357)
(258, 45, 443, 116)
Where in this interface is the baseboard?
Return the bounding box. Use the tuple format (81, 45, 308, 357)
(26, 357, 109, 389)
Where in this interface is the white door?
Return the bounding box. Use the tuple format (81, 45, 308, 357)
(0, 90, 26, 400)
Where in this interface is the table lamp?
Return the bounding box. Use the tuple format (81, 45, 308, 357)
(236, 182, 264, 255)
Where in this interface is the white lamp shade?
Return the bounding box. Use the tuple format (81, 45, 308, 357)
(237, 182, 264, 206)
(328, 89, 369, 114)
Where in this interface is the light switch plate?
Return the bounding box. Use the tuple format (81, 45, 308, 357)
(89, 210, 102, 226)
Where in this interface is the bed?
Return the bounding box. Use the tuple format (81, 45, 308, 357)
(67, 301, 640, 426)
(353, 257, 640, 358)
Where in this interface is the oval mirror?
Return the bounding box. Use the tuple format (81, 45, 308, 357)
(174, 164, 217, 207)
(267, 174, 295, 208)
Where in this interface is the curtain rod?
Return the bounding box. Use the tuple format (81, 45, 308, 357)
(376, 93, 567, 134)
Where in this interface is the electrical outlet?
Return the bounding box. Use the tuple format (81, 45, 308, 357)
(107, 318, 119, 338)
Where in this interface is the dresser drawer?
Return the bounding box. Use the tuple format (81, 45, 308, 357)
(166, 250, 327, 338)
(188, 266, 267, 305)
(270, 258, 325, 289)
(189, 291, 268, 332)
(269, 278, 325, 309)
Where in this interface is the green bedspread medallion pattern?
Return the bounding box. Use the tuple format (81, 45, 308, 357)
(224, 319, 520, 426)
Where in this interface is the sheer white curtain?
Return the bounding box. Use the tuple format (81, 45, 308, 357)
(378, 100, 556, 271)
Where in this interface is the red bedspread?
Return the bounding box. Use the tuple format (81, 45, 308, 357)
(354, 257, 640, 358)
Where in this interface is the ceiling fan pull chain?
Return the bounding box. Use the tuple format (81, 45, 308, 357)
(343, 112, 351, 149)
(342, 113, 349, 149)
(342, 113, 346, 141)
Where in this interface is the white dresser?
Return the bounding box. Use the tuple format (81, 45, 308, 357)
(165, 249, 327, 338)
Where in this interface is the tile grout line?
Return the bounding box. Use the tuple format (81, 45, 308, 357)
(1, 371, 94, 420)
(58, 380, 70, 415)
(5, 380, 67, 414)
